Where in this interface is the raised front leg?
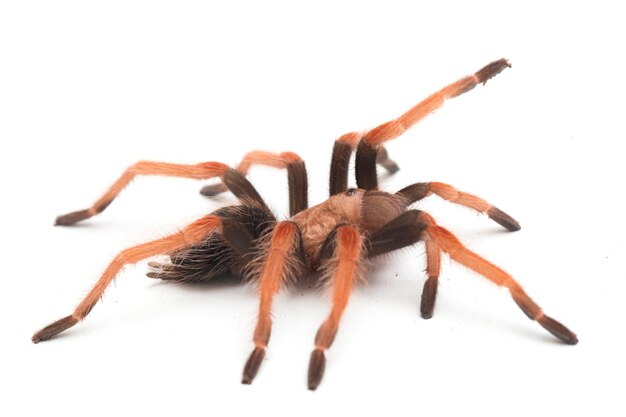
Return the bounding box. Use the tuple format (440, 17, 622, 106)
(349, 59, 510, 191)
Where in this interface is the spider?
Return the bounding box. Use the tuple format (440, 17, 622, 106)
(32, 59, 577, 390)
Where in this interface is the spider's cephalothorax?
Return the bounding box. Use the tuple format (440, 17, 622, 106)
(33, 59, 577, 391)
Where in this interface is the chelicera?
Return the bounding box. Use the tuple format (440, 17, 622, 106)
(32, 59, 577, 390)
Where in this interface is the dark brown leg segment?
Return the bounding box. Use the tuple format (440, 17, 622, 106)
(287, 161, 308, 216)
(355, 139, 379, 190)
(376, 146, 400, 174)
(329, 139, 354, 196)
(365, 210, 426, 258)
(329, 133, 400, 196)
(221, 168, 271, 212)
(397, 182, 520, 231)
(420, 240, 441, 319)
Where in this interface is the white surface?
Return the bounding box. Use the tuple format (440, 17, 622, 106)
(1, 1, 624, 416)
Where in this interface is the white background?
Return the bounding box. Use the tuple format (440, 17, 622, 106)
(1, 1, 624, 416)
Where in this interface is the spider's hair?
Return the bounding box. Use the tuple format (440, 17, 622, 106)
(317, 229, 368, 290)
(242, 222, 305, 288)
(148, 201, 276, 283)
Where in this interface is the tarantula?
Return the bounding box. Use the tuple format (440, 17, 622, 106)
(32, 59, 577, 390)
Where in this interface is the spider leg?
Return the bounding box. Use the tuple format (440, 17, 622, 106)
(419, 212, 577, 344)
(308, 225, 362, 390)
(397, 181, 521, 231)
(366, 210, 436, 317)
(32, 215, 222, 343)
(351, 59, 510, 190)
(242, 222, 304, 385)
(55, 162, 271, 225)
(329, 133, 399, 196)
(364, 59, 510, 146)
(421, 239, 442, 319)
(200, 151, 309, 217)
(366, 210, 577, 340)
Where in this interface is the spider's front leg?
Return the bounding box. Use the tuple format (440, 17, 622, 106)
(307, 225, 363, 390)
(241, 221, 305, 384)
(336, 59, 510, 192)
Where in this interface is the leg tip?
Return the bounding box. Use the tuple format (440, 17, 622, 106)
(32, 315, 78, 343)
(538, 315, 578, 345)
(55, 209, 92, 226)
(242, 347, 265, 385)
(381, 161, 400, 174)
(307, 349, 326, 391)
(420, 310, 434, 320)
(200, 183, 227, 197)
(487, 206, 521, 232)
(476, 58, 511, 84)
(420, 277, 438, 319)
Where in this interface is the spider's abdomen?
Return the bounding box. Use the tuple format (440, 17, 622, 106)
(148, 205, 275, 282)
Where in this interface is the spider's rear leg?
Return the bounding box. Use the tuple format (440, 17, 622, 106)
(200, 151, 309, 217)
(241, 222, 305, 385)
(55, 161, 230, 226)
(397, 182, 521, 231)
(32, 215, 222, 343)
(307, 225, 363, 390)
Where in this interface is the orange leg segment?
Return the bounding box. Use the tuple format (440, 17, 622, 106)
(308, 225, 362, 390)
(55, 161, 229, 226)
(398, 181, 521, 231)
(362, 59, 511, 146)
(32, 215, 222, 343)
(201, 150, 302, 195)
(419, 213, 577, 344)
(348, 59, 510, 192)
(242, 222, 301, 385)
